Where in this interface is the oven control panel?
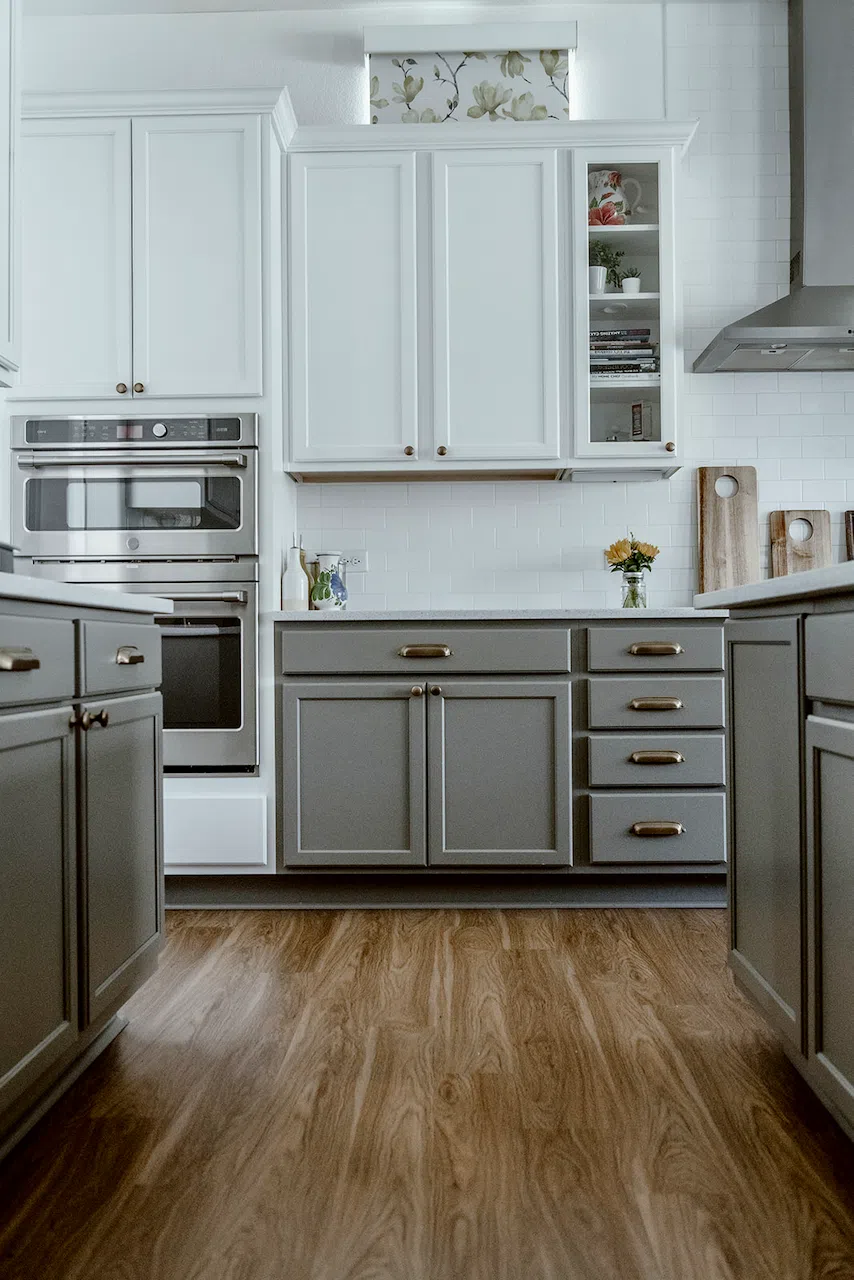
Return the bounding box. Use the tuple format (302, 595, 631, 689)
(19, 417, 247, 445)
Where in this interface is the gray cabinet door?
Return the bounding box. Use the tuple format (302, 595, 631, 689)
(281, 680, 427, 867)
(727, 617, 803, 1051)
(0, 706, 78, 1115)
(806, 715, 854, 1128)
(80, 691, 163, 1024)
(427, 679, 571, 867)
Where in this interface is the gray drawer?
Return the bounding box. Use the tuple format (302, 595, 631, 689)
(80, 620, 162, 696)
(588, 676, 724, 729)
(587, 624, 723, 672)
(806, 612, 854, 704)
(0, 613, 75, 706)
(280, 626, 570, 676)
(588, 733, 725, 787)
(589, 791, 726, 864)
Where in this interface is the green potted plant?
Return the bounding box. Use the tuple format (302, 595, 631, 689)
(621, 265, 642, 294)
(589, 239, 624, 294)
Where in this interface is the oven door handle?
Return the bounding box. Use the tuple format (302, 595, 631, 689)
(162, 591, 248, 604)
(16, 452, 248, 469)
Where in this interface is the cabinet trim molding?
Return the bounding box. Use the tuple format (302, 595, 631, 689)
(288, 121, 699, 154)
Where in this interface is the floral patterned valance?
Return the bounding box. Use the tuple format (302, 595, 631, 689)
(369, 50, 570, 124)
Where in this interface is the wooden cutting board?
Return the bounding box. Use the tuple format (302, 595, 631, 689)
(845, 512, 854, 560)
(697, 466, 760, 593)
(770, 509, 832, 576)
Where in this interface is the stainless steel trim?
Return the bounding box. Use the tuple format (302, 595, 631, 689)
(17, 451, 248, 468)
(163, 591, 248, 604)
(11, 413, 259, 449)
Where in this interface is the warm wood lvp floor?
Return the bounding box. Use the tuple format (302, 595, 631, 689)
(1, 910, 854, 1280)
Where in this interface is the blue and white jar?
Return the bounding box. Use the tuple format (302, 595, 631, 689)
(311, 554, 348, 611)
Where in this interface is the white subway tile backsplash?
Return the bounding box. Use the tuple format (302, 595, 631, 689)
(295, 3, 854, 612)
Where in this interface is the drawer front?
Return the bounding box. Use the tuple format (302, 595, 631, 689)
(587, 625, 723, 672)
(806, 612, 854, 704)
(280, 626, 570, 676)
(589, 791, 726, 864)
(588, 733, 725, 788)
(588, 676, 724, 729)
(0, 614, 75, 706)
(80, 621, 162, 696)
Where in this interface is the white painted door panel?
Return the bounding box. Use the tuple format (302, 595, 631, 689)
(17, 117, 132, 399)
(131, 115, 262, 398)
(290, 151, 418, 463)
(433, 149, 561, 461)
(0, 0, 19, 381)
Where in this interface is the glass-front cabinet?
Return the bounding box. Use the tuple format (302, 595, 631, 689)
(572, 147, 679, 466)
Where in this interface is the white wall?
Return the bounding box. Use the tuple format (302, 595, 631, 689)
(21, 0, 852, 610)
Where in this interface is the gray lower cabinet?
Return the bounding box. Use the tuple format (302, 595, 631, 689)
(427, 680, 571, 867)
(79, 691, 164, 1022)
(0, 706, 78, 1116)
(726, 617, 803, 1051)
(282, 681, 427, 867)
(806, 714, 854, 1121)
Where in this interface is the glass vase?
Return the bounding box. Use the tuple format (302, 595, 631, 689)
(621, 571, 648, 609)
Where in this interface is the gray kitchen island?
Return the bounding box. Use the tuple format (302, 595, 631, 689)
(0, 572, 169, 1159)
(696, 562, 854, 1141)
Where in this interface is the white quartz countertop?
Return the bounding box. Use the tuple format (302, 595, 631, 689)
(269, 607, 727, 622)
(694, 562, 854, 610)
(0, 571, 173, 614)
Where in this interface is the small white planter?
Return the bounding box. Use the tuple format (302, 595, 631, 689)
(621, 277, 642, 294)
(589, 266, 607, 295)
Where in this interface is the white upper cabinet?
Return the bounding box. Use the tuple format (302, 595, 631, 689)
(289, 151, 418, 463)
(20, 118, 132, 399)
(14, 106, 266, 400)
(432, 149, 561, 462)
(131, 115, 262, 399)
(0, 0, 20, 383)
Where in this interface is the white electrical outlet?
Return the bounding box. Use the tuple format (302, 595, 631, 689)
(340, 550, 368, 572)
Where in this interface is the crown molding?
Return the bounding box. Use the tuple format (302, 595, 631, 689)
(289, 119, 699, 155)
(23, 86, 295, 130)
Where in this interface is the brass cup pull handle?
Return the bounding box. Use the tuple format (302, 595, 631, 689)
(0, 647, 41, 672)
(630, 821, 685, 838)
(628, 697, 683, 712)
(630, 750, 684, 765)
(410, 685, 424, 697)
(398, 644, 452, 659)
(116, 645, 145, 665)
(628, 642, 684, 657)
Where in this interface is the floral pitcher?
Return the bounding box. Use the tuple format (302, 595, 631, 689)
(588, 170, 643, 225)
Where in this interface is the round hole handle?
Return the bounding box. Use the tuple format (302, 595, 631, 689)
(436, 446, 448, 457)
(116, 382, 128, 394)
(665, 441, 676, 453)
(133, 382, 145, 394)
(403, 445, 414, 457)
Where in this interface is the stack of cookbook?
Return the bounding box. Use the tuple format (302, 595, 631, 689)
(590, 328, 660, 383)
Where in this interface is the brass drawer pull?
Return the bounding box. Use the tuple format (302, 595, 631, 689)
(629, 750, 684, 765)
(0, 647, 41, 672)
(116, 645, 145, 665)
(628, 696, 683, 712)
(630, 821, 685, 838)
(398, 644, 452, 659)
(628, 642, 684, 657)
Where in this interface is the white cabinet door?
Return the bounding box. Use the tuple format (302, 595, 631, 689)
(0, 0, 20, 382)
(432, 149, 561, 462)
(290, 151, 418, 464)
(131, 115, 262, 398)
(18, 117, 133, 399)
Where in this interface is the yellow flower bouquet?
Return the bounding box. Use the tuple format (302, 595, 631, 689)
(604, 533, 660, 608)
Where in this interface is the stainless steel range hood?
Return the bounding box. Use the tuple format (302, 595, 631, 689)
(693, 0, 854, 374)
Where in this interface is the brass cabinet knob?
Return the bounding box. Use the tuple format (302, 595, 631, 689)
(133, 382, 145, 394)
(77, 708, 109, 731)
(665, 441, 676, 452)
(430, 685, 442, 696)
(0, 647, 41, 672)
(410, 685, 424, 697)
(404, 445, 415, 457)
(436, 446, 448, 456)
(92, 709, 109, 728)
(116, 382, 128, 394)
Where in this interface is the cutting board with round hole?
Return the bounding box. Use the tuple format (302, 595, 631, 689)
(770, 509, 832, 576)
(697, 466, 760, 593)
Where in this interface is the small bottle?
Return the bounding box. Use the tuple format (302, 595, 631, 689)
(281, 535, 310, 611)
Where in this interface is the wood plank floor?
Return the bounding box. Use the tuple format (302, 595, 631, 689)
(1, 909, 854, 1280)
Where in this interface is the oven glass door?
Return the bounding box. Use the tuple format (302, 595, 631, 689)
(15, 452, 256, 559)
